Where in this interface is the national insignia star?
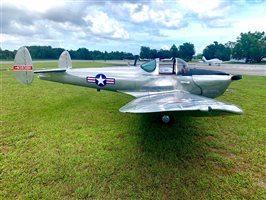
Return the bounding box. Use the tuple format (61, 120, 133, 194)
(96, 75, 105, 85)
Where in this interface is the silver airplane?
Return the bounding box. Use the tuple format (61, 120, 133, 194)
(202, 56, 223, 66)
(13, 47, 243, 123)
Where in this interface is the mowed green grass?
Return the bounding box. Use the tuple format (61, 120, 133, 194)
(1, 62, 266, 199)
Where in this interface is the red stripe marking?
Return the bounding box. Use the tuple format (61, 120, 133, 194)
(13, 66, 33, 70)
(106, 78, 115, 84)
(86, 77, 96, 83)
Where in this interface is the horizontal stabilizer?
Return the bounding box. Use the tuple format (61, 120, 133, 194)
(34, 69, 66, 73)
(13, 47, 70, 85)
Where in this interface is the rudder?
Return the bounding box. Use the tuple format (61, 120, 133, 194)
(13, 47, 34, 85)
(58, 50, 72, 69)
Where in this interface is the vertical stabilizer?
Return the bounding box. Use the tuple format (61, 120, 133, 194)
(202, 56, 207, 62)
(58, 50, 72, 69)
(13, 47, 34, 85)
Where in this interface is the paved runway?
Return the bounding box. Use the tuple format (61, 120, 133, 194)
(188, 63, 266, 76)
(114, 61, 265, 76)
(97, 60, 266, 76)
(2, 60, 265, 76)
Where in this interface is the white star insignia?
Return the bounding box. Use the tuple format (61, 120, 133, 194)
(96, 75, 105, 85)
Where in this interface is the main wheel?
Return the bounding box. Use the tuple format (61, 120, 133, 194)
(161, 115, 172, 124)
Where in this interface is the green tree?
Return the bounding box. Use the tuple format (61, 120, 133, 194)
(194, 53, 203, 60)
(232, 31, 266, 63)
(179, 42, 195, 61)
(170, 44, 178, 58)
(52, 48, 64, 59)
(157, 49, 171, 59)
(76, 48, 92, 60)
(0, 46, 134, 60)
(203, 41, 230, 61)
(150, 49, 158, 59)
(0, 48, 15, 60)
(140, 46, 151, 59)
(225, 41, 236, 55)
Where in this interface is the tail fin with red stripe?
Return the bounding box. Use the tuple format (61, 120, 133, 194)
(13, 47, 34, 85)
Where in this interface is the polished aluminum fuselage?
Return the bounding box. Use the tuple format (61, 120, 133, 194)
(38, 65, 232, 98)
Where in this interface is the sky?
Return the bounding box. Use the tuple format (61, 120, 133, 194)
(1, 0, 266, 54)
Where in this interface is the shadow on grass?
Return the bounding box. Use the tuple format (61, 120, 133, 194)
(130, 110, 234, 164)
(37, 92, 228, 166)
(115, 112, 227, 198)
(41, 93, 228, 165)
(33, 93, 235, 198)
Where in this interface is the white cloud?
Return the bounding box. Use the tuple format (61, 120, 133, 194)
(178, 0, 226, 18)
(234, 16, 266, 33)
(161, 44, 170, 50)
(0, 34, 19, 43)
(2, 0, 65, 13)
(130, 4, 150, 23)
(1, 0, 266, 55)
(120, 3, 183, 28)
(178, 0, 231, 27)
(8, 19, 62, 38)
(154, 0, 165, 4)
(83, 11, 129, 39)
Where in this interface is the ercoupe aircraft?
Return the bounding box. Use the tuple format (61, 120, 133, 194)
(13, 47, 243, 123)
(202, 56, 223, 66)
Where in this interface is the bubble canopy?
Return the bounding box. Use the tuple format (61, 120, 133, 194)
(140, 58, 190, 74)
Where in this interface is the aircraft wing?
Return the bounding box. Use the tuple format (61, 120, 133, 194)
(119, 91, 243, 114)
(34, 69, 66, 73)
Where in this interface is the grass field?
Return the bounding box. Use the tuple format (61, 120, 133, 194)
(1, 62, 266, 199)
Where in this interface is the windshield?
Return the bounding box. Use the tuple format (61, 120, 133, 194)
(176, 58, 189, 75)
(141, 60, 156, 72)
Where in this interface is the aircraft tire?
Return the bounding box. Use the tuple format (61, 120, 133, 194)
(160, 114, 173, 124)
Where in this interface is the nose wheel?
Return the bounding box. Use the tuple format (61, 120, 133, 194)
(161, 114, 173, 124)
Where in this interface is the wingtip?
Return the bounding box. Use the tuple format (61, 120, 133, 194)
(226, 105, 244, 114)
(234, 107, 244, 114)
(119, 108, 127, 113)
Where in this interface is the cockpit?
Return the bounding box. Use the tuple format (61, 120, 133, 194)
(140, 58, 190, 75)
(140, 58, 231, 77)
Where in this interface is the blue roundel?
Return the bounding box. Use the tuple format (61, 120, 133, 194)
(95, 74, 107, 86)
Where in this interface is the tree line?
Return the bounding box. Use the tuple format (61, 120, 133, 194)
(0, 46, 135, 60)
(1, 31, 265, 63)
(140, 42, 195, 62)
(202, 31, 266, 63)
(140, 31, 266, 63)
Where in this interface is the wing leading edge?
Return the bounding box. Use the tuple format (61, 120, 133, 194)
(119, 91, 243, 114)
(34, 69, 66, 73)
